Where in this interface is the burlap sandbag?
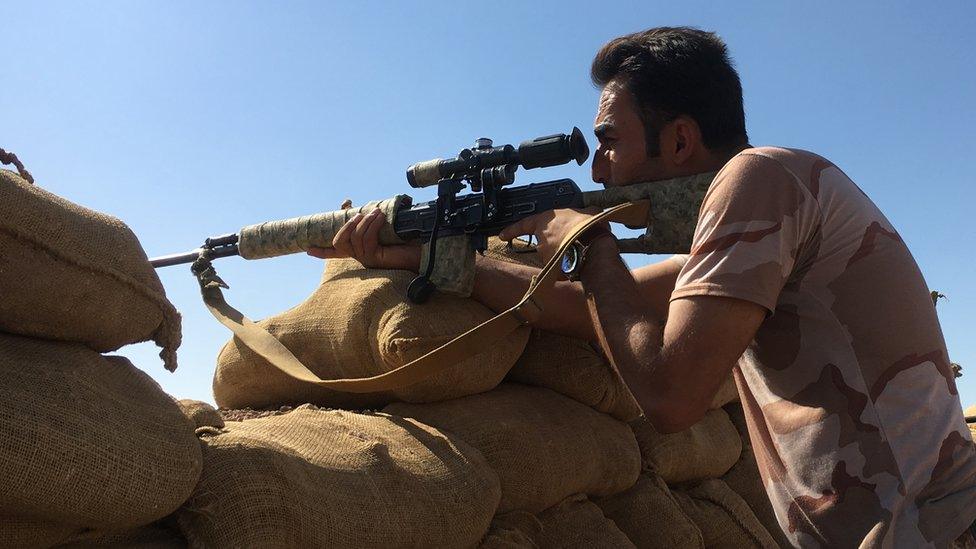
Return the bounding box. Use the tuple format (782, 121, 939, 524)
(536, 495, 635, 549)
(509, 330, 642, 422)
(176, 399, 224, 430)
(630, 408, 742, 484)
(0, 169, 180, 371)
(385, 383, 640, 513)
(710, 374, 739, 409)
(0, 333, 201, 530)
(176, 406, 500, 548)
(213, 258, 529, 409)
(0, 517, 80, 549)
(672, 479, 777, 549)
(479, 511, 542, 549)
(57, 522, 187, 548)
(483, 238, 641, 422)
(594, 473, 704, 548)
(0, 519, 187, 549)
(722, 446, 791, 549)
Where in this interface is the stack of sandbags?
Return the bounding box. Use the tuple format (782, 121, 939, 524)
(177, 404, 501, 548)
(385, 383, 640, 514)
(213, 257, 530, 410)
(593, 377, 786, 548)
(0, 169, 181, 370)
(202, 238, 783, 547)
(483, 243, 784, 546)
(0, 168, 201, 546)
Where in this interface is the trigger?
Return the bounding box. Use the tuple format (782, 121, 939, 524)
(512, 235, 538, 255)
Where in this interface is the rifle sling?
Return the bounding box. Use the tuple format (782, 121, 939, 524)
(196, 201, 648, 393)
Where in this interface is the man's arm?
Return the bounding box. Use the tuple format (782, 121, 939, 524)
(472, 253, 683, 341)
(309, 208, 684, 342)
(578, 237, 767, 433)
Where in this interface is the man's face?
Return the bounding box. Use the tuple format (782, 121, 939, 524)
(591, 81, 665, 187)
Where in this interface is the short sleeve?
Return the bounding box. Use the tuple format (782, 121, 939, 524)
(668, 254, 690, 269)
(670, 152, 820, 313)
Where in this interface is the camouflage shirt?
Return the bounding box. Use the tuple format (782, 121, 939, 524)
(671, 147, 976, 547)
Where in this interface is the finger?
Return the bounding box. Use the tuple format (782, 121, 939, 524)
(332, 213, 363, 256)
(498, 218, 532, 242)
(498, 212, 547, 241)
(307, 247, 343, 259)
(351, 209, 381, 259)
(362, 210, 385, 261)
(340, 198, 353, 210)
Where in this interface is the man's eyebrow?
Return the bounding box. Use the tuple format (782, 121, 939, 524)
(594, 122, 614, 139)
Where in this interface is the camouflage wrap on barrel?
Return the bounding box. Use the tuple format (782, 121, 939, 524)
(237, 195, 412, 260)
(581, 171, 716, 254)
(419, 234, 477, 297)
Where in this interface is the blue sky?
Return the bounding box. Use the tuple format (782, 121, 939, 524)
(3, 1, 974, 405)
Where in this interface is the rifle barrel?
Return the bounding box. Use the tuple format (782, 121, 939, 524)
(149, 243, 241, 268)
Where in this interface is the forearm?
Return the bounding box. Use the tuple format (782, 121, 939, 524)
(579, 239, 675, 425)
(471, 255, 597, 341)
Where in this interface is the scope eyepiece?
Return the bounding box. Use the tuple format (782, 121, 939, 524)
(518, 127, 589, 170)
(406, 127, 589, 189)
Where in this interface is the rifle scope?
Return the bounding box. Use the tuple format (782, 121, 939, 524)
(406, 127, 589, 189)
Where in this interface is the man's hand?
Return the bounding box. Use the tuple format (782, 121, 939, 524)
(307, 203, 421, 271)
(498, 207, 605, 261)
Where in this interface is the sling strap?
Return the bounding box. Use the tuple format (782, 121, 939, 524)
(194, 200, 649, 393)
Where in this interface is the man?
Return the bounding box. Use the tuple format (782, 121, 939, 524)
(310, 27, 976, 547)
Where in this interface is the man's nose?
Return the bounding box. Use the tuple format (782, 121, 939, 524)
(591, 146, 609, 185)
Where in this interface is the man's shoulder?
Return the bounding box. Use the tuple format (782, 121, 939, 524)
(721, 146, 837, 199)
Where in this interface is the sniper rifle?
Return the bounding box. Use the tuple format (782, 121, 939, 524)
(150, 128, 714, 303)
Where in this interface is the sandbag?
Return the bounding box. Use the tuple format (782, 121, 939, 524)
(0, 517, 80, 549)
(0, 169, 180, 370)
(0, 333, 202, 530)
(176, 399, 224, 430)
(631, 408, 742, 484)
(672, 479, 777, 549)
(57, 522, 187, 548)
(594, 473, 703, 548)
(710, 374, 739, 409)
(385, 383, 640, 513)
(483, 237, 643, 422)
(176, 406, 500, 548)
(213, 258, 529, 409)
(722, 446, 791, 549)
(479, 511, 542, 549)
(0, 519, 186, 549)
(509, 330, 642, 421)
(536, 495, 635, 549)
(724, 402, 750, 439)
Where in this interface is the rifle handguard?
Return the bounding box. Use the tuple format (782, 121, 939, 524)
(237, 195, 412, 260)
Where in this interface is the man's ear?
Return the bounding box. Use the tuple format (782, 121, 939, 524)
(669, 116, 702, 166)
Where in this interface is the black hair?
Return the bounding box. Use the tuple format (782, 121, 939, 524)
(591, 27, 748, 155)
